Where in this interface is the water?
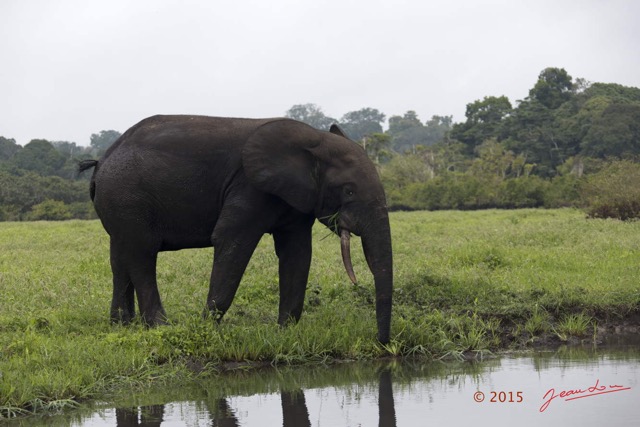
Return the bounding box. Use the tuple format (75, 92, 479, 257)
(9, 337, 640, 426)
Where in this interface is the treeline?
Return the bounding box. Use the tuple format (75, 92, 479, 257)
(2, 66, 640, 221)
(286, 67, 640, 217)
(0, 131, 120, 220)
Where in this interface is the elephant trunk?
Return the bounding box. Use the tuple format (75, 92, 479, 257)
(360, 211, 393, 345)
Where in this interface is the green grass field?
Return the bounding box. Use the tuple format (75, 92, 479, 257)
(1, 209, 639, 417)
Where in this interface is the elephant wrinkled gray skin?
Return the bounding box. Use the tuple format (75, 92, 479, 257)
(79, 115, 393, 343)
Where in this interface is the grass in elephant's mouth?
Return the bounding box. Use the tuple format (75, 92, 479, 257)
(1, 208, 639, 418)
(319, 211, 341, 234)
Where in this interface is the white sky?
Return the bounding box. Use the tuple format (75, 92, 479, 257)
(1, 0, 639, 147)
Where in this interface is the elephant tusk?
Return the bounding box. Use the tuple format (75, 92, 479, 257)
(340, 229, 358, 285)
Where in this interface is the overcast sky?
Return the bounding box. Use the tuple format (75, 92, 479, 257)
(2, 0, 639, 147)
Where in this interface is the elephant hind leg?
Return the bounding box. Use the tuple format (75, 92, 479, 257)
(110, 269, 135, 324)
(109, 237, 166, 326)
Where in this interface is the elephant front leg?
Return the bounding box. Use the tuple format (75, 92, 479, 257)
(273, 223, 313, 325)
(206, 228, 263, 321)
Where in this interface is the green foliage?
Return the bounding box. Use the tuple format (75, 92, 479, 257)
(376, 70, 640, 209)
(450, 96, 512, 151)
(1, 69, 640, 223)
(339, 108, 386, 141)
(503, 100, 571, 176)
(524, 306, 551, 337)
(89, 130, 121, 156)
(529, 67, 574, 109)
(361, 133, 391, 164)
(25, 200, 73, 221)
(424, 115, 453, 145)
(497, 176, 548, 208)
(0, 129, 119, 221)
(387, 111, 451, 152)
(0, 171, 90, 220)
(581, 103, 640, 157)
(0, 136, 20, 161)
(543, 174, 581, 208)
(382, 141, 551, 211)
(284, 103, 337, 130)
(582, 82, 640, 102)
(12, 140, 66, 176)
(581, 160, 640, 220)
(553, 313, 593, 341)
(382, 155, 433, 190)
(68, 201, 98, 220)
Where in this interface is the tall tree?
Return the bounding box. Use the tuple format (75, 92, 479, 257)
(423, 115, 453, 146)
(339, 108, 386, 141)
(284, 104, 337, 130)
(450, 96, 512, 152)
(11, 139, 65, 176)
(529, 67, 574, 109)
(581, 103, 640, 158)
(0, 137, 20, 161)
(362, 132, 392, 164)
(503, 99, 562, 177)
(388, 110, 422, 134)
(387, 111, 430, 153)
(581, 82, 640, 102)
(90, 130, 121, 156)
(500, 68, 584, 176)
(52, 141, 83, 159)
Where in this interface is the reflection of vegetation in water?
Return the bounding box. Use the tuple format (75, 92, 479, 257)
(103, 359, 495, 409)
(10, 347, 640, 426)
(530, 335, 640, 373)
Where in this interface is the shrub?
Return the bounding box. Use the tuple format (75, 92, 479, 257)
(26, 199, 72, 221)
(581, 160, 640, 220)
(544, 174, 581, 208)
(0, 204, 21, 221)
(404, 173, 501, 210)
(498, 176, 548, 208)
(68, 201, 97, 220)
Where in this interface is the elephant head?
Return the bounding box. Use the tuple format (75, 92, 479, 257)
(243, 119, 393, 343)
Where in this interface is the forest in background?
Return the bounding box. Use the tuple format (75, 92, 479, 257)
(1, 67, 640, 221)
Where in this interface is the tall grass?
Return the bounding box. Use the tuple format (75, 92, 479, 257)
(1, 209, 639, 417)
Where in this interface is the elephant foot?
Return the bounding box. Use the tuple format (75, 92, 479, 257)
(111, 308, 136, 325)
(142, 308, 168, 327)
(203, 307, 226, 323)
(277, 313, 301, 327)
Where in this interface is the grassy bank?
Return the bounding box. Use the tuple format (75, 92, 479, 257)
(1, 209, 639, 417)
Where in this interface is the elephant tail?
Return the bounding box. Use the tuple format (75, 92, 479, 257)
(77, 159, 99, 202)
(77, 159, 98, 174)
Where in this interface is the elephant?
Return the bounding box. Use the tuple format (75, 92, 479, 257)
(79, 115, 393, 343)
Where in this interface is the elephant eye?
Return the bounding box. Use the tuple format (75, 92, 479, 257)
(343, 187, 354, 197)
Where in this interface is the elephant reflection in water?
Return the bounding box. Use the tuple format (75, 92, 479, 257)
(280, 390, 311, 427)
(210, 398, 239, 427)
(115, 405, 164, 427)
(206, 391, 311, 427)
(278, 368, 396, 427)
(378, 369, 397, 427)
(112, 368, 396, 426)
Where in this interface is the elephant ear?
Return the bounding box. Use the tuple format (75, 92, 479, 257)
(329, 124, 349, 139)
(243, 120, 322, 213)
